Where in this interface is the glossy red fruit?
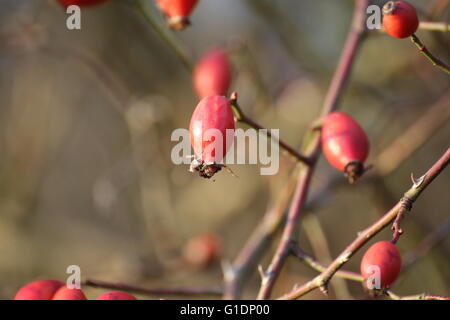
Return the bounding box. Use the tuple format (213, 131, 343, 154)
(360, 241, 402, 289)
(183, 233, 221, 268)
(382, 1, 419, 39)
(52, 286, 87, 300)
(189, 95, 235, 178)
(155, 0, 199, 30)
(321, 111, 369, 183)
(14, 279, 64, 300)
(58, 0, 108, 8)
(96, 291, 137, 300)
(193, 48, 232, 99)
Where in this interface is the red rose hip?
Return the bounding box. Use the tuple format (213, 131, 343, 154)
(14, 279, 64, 300)
(52, 286, 87, 300)
(183, 233, 222, 268)
(96, 291, 137, 300)
(321, 111, 369, 183)
(360, 241, 402, 290)
(155, 0, 199, 30)
(58, 0, 108, 8)
(189, 95, 235, 178)
(193, 48, 232, 99)
(382, 1, 419, 39)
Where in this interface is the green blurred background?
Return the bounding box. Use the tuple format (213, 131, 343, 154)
(0, 0, 448, 299)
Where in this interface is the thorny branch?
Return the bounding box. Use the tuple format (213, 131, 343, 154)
(257, 0, 370, 300)
(278, 147, 450, 300)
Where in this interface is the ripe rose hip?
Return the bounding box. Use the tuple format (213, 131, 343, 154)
(193, 48, 232, 99)
(183, 233, 221, 268)
(52, 286, 87, 300)
(321, 111, 369, 183)
(58, 0, 108, 8)
(189, 95, 235, 178)
(14, 279, 64, 300)
(96, 291, 137, 300)
(360, 241, 402, 290)
(382, 1, 419, 39)
(155, 0, 199, 30)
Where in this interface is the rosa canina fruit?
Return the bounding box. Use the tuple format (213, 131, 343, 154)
(58, 0, 108, 8)
(193, 48, 232, 99)
(321, 111, 369, 183)
(155, 0, 199, 30)
(189, 95, 235, 178)
(52, 286, 87, 300)
(382, 1, 419, 39)
(360, 241, 402, 290)
(96, 291, 137, 300)
(14, 279, 64, 300)
(183, 233, 221, 268)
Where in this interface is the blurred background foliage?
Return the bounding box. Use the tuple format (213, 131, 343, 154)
(0, 0, 448, 299)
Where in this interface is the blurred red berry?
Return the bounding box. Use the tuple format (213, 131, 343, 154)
(155, 0, 199, 30)
(14, 279, 64, 300)
(189, 95, 235, 178)
(321, 111, 369, 183)
(183, 233, 221, 268)
(96, 291, 137, 300)
(193, 48, 232, 99)
(360, 241, 402, 289)
(382, 1, 419, 39)
(52, 286, 87, 300)
(58, 0, 108, 8)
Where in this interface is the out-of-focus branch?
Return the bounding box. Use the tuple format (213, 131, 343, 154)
(402, 218, 450, 271)
(222, 170, 298, 299)
(278, 147, 450, 300)
(256, 0, 369, 300)
(375, 91, 450, 176)
(419, 21, 450, 32)
(83, 279, 222, 297)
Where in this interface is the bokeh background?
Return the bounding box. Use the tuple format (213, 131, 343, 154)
(0, 0, 448, 299)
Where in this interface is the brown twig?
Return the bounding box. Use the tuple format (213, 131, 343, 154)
(256, 0, 369, 300)
(229, 93, 313, 166)
(278, 147, 450, 300)
(410, 34, 450, 75)
(83, 279, 223, 297)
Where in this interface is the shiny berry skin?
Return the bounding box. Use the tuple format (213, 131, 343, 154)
(189, 96, 235, 178)
(382, 1, 419, 39)
(193, 48, 232, 99)
(360, 241, 402, 289)
(183, 233, 221, 268)
(96, 291, 137, 300)
(155, 0, 199, 30)
(52, 286, 87, 300)
(14, 279, 64, 300)
(58, 0, 108, 8)
(321, 111, 369, 183)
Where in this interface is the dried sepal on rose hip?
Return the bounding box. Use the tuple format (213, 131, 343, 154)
(360, 241, 402, 293)
(382, 1, 419, 39)
(321, 111, 369, 183)
(189, 95, 235, 179)
(58, 0, 108, 8)
(193, 48, 233, 99)
(155, 0, 199, 30)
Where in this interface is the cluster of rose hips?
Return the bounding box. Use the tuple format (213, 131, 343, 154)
(52, 0, 429, 297)
(14, 279, 137, 300)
